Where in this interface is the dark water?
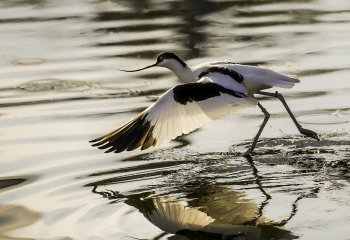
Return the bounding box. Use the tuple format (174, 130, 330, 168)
(1, 0, 350, 239)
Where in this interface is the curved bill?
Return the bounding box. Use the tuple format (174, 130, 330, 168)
(119, 63, 157, 72)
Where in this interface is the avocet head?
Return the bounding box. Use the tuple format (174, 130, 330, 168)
(119, 52, 187, 72)
(155, 52, 187, 69)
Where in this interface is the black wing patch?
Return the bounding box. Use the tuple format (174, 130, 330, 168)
(90, 113, 157, 153)
(198, 67, 244, 83)
(173, 82, 245, 105)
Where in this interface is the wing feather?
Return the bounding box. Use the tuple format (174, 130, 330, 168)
(91, 88, 212, 153)
(91, 79, 255, 153)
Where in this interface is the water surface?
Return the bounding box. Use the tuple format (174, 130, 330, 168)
(1, 0, 350, 239)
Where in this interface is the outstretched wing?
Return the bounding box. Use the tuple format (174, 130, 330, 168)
(90, 80, 254, 153)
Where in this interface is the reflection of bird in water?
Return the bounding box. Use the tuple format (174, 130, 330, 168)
(92, 185, 297, 240)
(91, 52, 319, 157)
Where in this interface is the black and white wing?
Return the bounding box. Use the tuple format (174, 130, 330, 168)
(193, 67, 258, 119)
(91, 74, 255, 153)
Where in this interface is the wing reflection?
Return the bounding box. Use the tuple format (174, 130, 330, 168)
(145, 196, 216, 234)
(86, 147, 307, 239)
(91, 184, 297, 240)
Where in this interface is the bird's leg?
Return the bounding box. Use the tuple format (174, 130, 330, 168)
(257, 91, 319, 140)
(243, 102, 270, 157)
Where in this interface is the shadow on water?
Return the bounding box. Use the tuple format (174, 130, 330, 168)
(0, 176, 37, 193)
(93, 0, 325, 60)
(94, 0, 233, 58)
(0, 204, 40, 239)
(0, 176, 40, 239)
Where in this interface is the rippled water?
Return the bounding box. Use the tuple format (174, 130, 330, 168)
(1, 0, 350, 239)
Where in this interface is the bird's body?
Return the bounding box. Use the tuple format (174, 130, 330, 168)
(192, 62, 299, 94)
(91, 52, 318, 156)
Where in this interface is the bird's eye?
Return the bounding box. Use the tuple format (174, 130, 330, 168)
(157, 56, 164, 63)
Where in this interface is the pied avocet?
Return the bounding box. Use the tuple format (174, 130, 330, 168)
(91, 52, 319, 157)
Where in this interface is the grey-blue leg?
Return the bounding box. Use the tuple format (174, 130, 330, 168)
(243, 102, 270, 157)
(257, 91, 319, 140)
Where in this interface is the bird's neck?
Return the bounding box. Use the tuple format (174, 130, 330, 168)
(168, 63, 196, 83)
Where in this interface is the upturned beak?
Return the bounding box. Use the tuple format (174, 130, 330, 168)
(119, 63, 157, 72)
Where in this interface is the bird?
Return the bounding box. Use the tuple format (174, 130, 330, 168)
(90, 52, 319, 157)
